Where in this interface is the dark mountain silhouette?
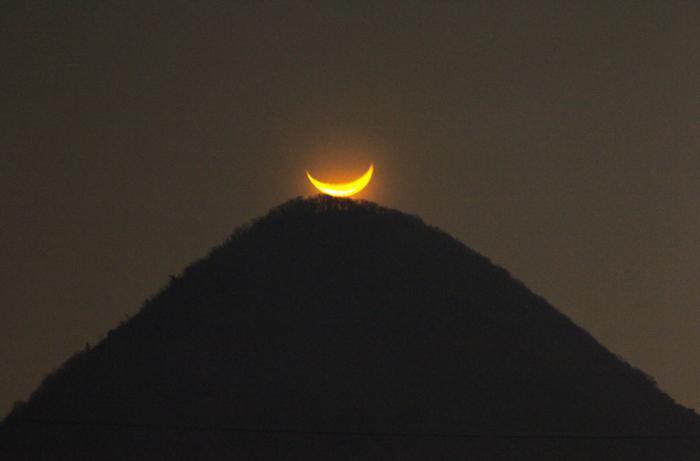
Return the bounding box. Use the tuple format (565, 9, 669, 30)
(2, 196, 698, 460)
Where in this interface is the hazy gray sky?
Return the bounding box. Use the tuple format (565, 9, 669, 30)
(2, 1, 698, 417)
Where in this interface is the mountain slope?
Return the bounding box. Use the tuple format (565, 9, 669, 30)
(2, 196, 698, 460)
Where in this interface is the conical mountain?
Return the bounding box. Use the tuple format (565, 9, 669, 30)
(2, 196, 698, 460)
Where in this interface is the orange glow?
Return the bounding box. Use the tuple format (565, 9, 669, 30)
(306, 163, 374, 197)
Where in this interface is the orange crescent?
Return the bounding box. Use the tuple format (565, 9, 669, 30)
(306, 164, 374, 197)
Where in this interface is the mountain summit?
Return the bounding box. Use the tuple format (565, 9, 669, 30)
(2, 196, 698, 460)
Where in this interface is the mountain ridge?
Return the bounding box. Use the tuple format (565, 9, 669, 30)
(2, 196, 698, 460)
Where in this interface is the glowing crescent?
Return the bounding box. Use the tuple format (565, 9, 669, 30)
(306, 163, 374, 197)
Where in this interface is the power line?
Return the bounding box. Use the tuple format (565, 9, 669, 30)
(7, 419, 699, 440)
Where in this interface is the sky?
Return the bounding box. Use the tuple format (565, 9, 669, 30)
(1, 1, 698, 417)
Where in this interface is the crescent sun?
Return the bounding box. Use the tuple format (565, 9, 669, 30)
(306, 163, 374, 197)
